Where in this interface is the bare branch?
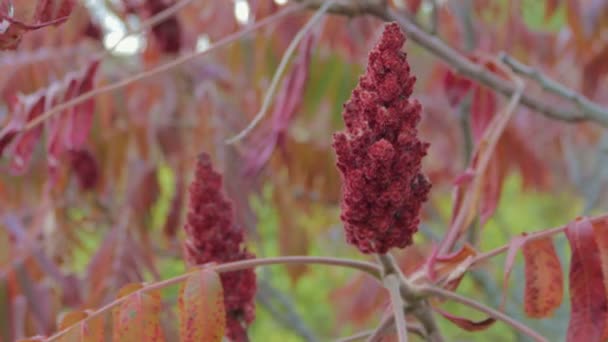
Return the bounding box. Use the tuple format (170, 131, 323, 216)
(498, 53, 608, 126)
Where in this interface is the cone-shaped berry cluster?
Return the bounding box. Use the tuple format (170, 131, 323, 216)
(333, 22, 431, 254)
(183, 153, 256, 341)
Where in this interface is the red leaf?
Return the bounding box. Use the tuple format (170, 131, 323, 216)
(33, 0, 75, 25)
(470, 86, 497, 143)
(592, 218, 608, 340)
(565, 217, 608, 342)
(435, 307, 496, 331)
(479, 156, 502, 226)
(406, 0, 423, 14)
(443, 70, 472, 107)
(66, 59, 100, 149)
(47, 59, 100, 172)
(523, 236, 563, 318)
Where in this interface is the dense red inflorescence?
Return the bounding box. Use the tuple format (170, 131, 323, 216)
(332, 22, 431, 254)
(183, 153, 256, 341)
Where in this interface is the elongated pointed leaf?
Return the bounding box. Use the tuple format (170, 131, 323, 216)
(178, 269, 225, 342)
(113, 283, 164, 342)
(592, 218, 608, 340)
(565, 217, 607, 342)
(501, 235, 527, 309)
(435, 307, 495, 331)
(522, 236, 563, 317)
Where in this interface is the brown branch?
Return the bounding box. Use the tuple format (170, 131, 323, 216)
(296, 0, 608, 127)
(498, 53, 608, 123)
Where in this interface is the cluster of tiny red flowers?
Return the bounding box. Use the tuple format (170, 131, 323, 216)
(333, 22, 431, 254)
(183, 153, 256, 342)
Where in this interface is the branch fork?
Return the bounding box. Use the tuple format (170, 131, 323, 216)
(375, 253, 443, 342)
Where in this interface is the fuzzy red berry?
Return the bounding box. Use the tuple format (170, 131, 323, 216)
(332, 22, 431, 254)
(183, 153, 256, 341)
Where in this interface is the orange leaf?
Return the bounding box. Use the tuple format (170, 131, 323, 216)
(430, 243, 477, 291)
(56, 311, 104, 342)
(113, 283, 164, 342)
(565, 217, 607, 341)
(522, 236, 563, 318)
(501, 235, 527, 309)
(566, 0, 587, 47)
(178, 269, 226, 342)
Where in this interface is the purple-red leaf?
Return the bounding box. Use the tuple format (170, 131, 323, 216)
(243, 28, 318, 176)
(435, 307, 496, 331)
(0, 0, 75, 50)
(592, 218, 608, 340)
(46, 59, 100, 172)
(565, 217, 607, 342)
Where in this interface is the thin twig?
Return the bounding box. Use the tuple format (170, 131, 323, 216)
(385, 274, 409, 342)
(225, 0, 333, 144)
(423, 286, 548, 342)
(498, 52, 608, 124)
(23, 2, 306, 131)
